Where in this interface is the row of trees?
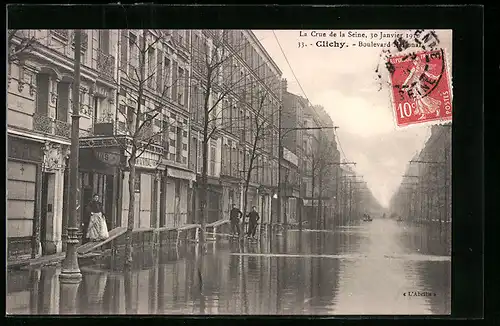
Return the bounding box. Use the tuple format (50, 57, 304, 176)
(306, 132, 340, 229)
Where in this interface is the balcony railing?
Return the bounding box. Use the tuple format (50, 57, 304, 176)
(50, 29, 69, 40)
(97, 49, 115, 79)
(71, 31, 88, 50)
(33, 113, 71, 138)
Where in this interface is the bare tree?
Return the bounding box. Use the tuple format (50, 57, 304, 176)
(190, 30, 276, 246)
(114, 29, 180, 267)
(240, 88, 279, 238)
(309, 133, 337, 229)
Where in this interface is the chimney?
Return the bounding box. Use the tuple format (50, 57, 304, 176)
(281, 78, 288, 93)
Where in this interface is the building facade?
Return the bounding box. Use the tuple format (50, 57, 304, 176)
(189, 30, 282, 225)
(391, 124, 451, 225)
(7, 29, 348, 261)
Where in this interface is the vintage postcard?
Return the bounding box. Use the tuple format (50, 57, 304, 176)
(7, 21, 454, 316)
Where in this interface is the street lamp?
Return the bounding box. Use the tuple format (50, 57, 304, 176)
(59, 30, 82, 283)
(276, 104, 338, 229)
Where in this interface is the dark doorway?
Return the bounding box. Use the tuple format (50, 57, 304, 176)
(61, 163, 70, 251)
(82, 186, 94, 219)
(40, 173, 49, 255)
(159, 177, 166, 227)
(151, 178, 158, 228)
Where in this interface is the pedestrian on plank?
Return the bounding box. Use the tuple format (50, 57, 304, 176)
(229, 204, 242, 236)
(246, 206, 260, 239)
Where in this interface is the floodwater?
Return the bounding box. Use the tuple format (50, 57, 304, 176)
(7, 219, 451, 315)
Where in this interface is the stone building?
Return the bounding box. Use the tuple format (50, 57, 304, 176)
(190, 30, 282, 224)
(391, 124, 451, 225)
(7, 29, 119, 260)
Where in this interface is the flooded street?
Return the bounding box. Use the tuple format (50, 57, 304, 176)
(7, 219, 451, 315)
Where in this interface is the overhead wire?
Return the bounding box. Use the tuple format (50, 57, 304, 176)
(271, 31, 352, 167)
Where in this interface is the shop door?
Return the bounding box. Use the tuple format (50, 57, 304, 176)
(40, 173, 49, 255)
(150, 179, 158, 228)
(105, 175, 114, 228)
(134, 193, 141, 228)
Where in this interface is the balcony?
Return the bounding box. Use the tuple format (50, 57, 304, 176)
(33, 113, 71, 138)
(71, 31, 88, 50)
(97, 49, 115, 79)
(50, 29, 69, 40)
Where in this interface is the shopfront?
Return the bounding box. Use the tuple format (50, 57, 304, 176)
(7, 135, 44, 260)
(164, 166, 196, 228)
(78, 146, 124, 231)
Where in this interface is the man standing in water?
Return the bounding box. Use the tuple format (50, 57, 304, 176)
(246, 206, 260, 239)
(229, 204, 242, 237)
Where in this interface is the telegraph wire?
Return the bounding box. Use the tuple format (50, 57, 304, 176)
(271, 30, 351, 165)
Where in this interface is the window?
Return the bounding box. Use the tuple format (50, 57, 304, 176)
(56, 82, 70, 122)
(127, 106, 135, 126)
(210, 146, 216, 175)
(176, 127, 183, 163)
(183, 130, 188, 137)
(35, 74, 50, 114)
(156, 50, 163, 93)
(99, 30, 110, 54)
(178, 67, 184, 104)
(190, 137, 197, 170)
(134, 172, 141, 192)
(182, 143, 187, 150)
(128, 32, 137, 70)
(147, 47, 155, 89)
(169, 139, 176, 147)
(93, 97, 100, 124)
(172, 61, 178, 101)
(191, 85, 199, 121)
(170, 126, 176, 133)
(164, 57, 171, 97)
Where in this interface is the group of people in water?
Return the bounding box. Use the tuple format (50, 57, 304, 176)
(229, 204, 260, 240)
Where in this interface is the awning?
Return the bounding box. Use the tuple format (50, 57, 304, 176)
(167, 168, 196, 181)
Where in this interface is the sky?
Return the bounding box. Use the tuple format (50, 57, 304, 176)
(253, 29, 452, 208)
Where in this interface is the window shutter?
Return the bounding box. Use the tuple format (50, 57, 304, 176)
(120, 30, 128, 68)
(184, 70, 189, 107)
(172, 60, 178, 99)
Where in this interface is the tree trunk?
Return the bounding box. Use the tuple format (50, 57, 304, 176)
(200, 122, 209, 247)
(124, 155, 136, 268)
(242, 180, 250, 239)
(311, 170, 315, 229)
(318, 173, 323, 229)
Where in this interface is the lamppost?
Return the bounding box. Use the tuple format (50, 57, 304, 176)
(59, 29, 82, 283)
(58, 29, 83, 316)
(276, 105, 338, 229)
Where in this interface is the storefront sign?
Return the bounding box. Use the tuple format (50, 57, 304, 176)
(168, 168, 196, 181)
(136, 156, 160, 169)
(94, 150, 121, 166)
(8, 136, 43, 162)
(283, 148, 298, 166)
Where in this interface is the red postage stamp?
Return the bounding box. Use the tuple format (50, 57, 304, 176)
(388, 49, 452, 127)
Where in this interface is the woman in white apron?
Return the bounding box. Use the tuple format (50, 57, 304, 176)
(85, 194, 109, 241)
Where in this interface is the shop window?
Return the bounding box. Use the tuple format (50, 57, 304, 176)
(134, 172, 141, 192)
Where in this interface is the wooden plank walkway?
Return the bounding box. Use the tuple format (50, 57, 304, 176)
(177, 224, 201, 231)
(77, 227, 127, 255)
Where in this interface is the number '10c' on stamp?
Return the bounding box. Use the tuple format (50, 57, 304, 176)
(388, 49, 452, 128)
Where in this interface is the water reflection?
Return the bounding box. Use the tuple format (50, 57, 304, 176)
(6, 219, 450, 315)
